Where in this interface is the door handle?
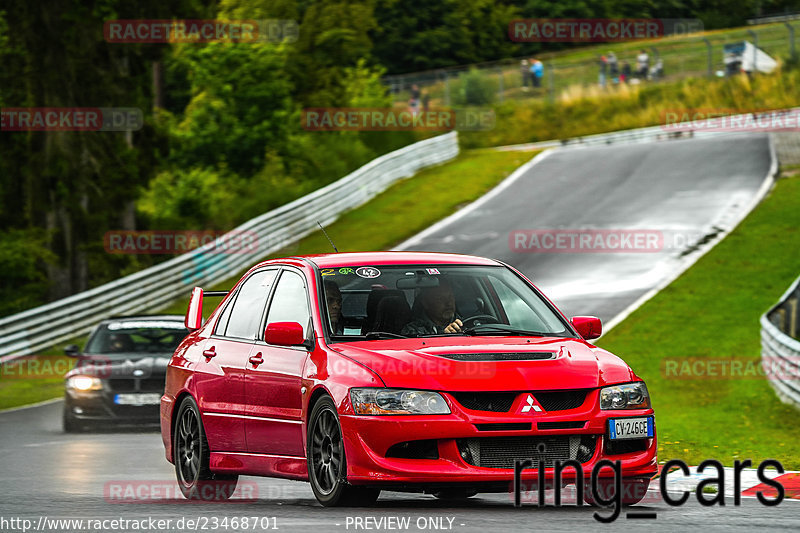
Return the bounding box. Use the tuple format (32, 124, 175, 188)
(249, 352, 264, 366)
(202, 347, 216, 358)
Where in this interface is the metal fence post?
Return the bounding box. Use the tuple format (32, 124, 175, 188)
(702, 38, 712, 77)
(443, 71, 451, 107)
(548, 62, 554, 104)
(786, 22, 796, 60)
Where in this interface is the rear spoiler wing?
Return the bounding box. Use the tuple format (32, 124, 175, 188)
(185, 287, 229, 330)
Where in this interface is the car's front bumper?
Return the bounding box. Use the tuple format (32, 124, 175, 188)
(340, 391, 656, 487)
(64, 390, 161, 427)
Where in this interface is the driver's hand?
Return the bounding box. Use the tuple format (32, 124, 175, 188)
(444, 319, 463, 334)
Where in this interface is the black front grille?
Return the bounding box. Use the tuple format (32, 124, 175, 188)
(111, 404, 161, 418)
(437, 352, 553, 362)
(105, 378, 164, 393)
(475, 423, 532, 432)
(451, 392, 516, 412)
(457, 435, 597, 469)
(538, 421, 587, 430)
(139, 378, 165, 392)
(605, 438, 648, 455)
(106, 379, 136, 392)
(386, 440, 439, 460)
(535, 390, 588, 411)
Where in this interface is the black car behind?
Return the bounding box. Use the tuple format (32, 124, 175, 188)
(62, 315, 187, 432)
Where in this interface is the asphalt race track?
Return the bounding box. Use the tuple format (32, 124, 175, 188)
(2, 134, 796, 533)
(398, 134, 774, 325)
(2, 402, 799, 532)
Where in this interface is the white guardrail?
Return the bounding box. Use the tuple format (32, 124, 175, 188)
(496, 107, 800, 151)
(761, 274, 800, 409)
(0, 132, 459, 361)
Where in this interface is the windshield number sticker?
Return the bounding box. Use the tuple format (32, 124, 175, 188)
(355, 267, 381, 279)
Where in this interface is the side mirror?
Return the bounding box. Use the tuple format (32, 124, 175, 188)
(185, 287, 204, 331)
(571, 316, 602, 340)
(64, 344, 81, 357)
(265, 322, 307, 347)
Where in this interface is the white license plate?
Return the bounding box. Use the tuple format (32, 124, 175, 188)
(608, 416, 654, 440)
(114, 393, 161, 406)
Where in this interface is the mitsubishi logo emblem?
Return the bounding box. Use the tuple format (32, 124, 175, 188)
(521, 394, 543, 413)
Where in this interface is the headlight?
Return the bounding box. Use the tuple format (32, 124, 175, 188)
(66, 375, 103, 391)
(600, 382, 650, 410)
(350, 388, 450, 415)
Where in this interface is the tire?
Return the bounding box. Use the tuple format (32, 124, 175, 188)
(62, 409, 82, 433)
(583, 477, 650, 506)
(173, 396, 239, 501)
(307, 396, 380, 507)
(432, 488, 478, 500)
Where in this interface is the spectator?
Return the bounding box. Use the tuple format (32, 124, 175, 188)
(621, 61, 631, 84)
(531, 59, 544, 88)
(636, 49, 649, 79)
(409, 84, 421, 115)
(608, 52, 619, 84)
(598, 55, 608, 87)
(520, 59, 530, 90)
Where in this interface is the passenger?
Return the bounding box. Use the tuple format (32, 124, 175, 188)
(324, 279, 344, 334)
(401, 279, 463, 335)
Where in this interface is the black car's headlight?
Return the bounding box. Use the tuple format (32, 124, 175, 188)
(350, 388, 450, 415)
(599, 382, 650, 409)
(66, 375, 103, 391)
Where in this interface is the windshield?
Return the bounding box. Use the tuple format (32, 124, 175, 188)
(84, 320, 188, 357)
(319, 265, 572, 340)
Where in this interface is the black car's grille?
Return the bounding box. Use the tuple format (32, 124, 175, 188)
(534, 390, 588, 411)
(457, 435, 597, 469)
(451, 392, 517, 412)
(436, 352, 554, 362)
(139, 378, 165, 392)
(106, 378, 164, 393)
(451, 390, 589, 413)
(110, 404, 161, 418)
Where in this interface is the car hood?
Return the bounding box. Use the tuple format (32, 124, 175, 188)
(328, 337, 636, 391)
(65, 355, 170, 380)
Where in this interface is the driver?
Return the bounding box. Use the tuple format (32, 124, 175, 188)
(324, 279, 344, 334)
(401, 278, 463, 335)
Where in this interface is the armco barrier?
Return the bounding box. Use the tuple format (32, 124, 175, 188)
(0, 132, 459, 360)
(761, 274, 800, 409)
(496, 107, 800, 152)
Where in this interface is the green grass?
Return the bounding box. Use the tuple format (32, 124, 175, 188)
(462, 66, 800, 148)
(0, 149, 533, 410)
(404, 21, 798, 108)
(597, 174, 800, 468)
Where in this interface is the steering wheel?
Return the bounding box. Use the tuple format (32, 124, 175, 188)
(460, 314, 500, 329)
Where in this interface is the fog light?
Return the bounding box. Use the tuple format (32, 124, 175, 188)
(73, 407, 83, 414)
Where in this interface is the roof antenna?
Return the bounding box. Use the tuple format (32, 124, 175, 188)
(316, 220, 339, 253)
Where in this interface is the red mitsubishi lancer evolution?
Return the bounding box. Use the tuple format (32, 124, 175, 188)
(161, 252, 656, 506)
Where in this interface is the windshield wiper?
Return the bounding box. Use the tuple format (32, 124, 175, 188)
(461, 324, 554, 337)
(363, 331, 408, 340)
